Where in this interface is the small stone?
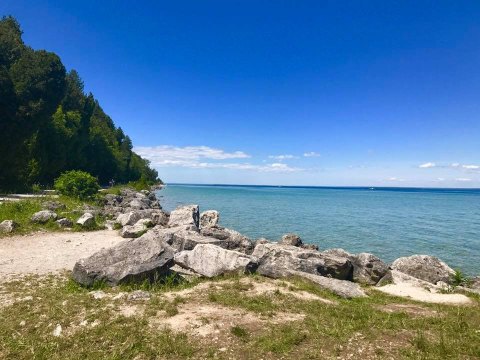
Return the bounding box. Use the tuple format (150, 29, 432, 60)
(31, 210, 57, 223)
(19, 320, 26, 327)
(90, 291, 107, 300)
(53, 324, 62, 337)
(56, 218, 73, 228)
(76, 213, 95, 228)
(0, 220, 18, 233)
(127, 290, 151, 301)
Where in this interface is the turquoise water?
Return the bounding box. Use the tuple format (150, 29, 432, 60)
(157, 184, 480, 275)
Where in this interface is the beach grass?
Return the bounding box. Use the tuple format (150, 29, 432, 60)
(0, 273, 479, 359)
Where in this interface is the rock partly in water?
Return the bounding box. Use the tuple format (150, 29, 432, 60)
(56, 218, 73, 228)
(279, 233, 303, 247)
(391, 255, 455, 285)
(174, 244, 258, 277)
(253, 243, 353, 280)
(0, 220, 18, 233)
(72, 232, 175, 286)
(31, 210, 57, 223)
(351, 253, 389, 285)
(289, 270, 367, 299)
(200, 210, 219, 228)
(168, 205, 200, 229)
(76, 213, 95, 228)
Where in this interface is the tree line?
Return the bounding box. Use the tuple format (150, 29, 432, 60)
(0, 16, 159, 192)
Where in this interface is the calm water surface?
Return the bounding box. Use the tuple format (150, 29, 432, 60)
(157, 184, 480, 275)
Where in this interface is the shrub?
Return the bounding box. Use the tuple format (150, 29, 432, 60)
(54, 171, 100, 200)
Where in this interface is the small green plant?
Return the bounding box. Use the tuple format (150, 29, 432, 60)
(451, 269, 469, 287)
(231, 325, 249, 339)
(31, 183, 42, 194)
(54, 170, 100, 200)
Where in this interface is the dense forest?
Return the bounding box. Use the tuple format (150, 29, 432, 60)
(0, 16, 159, 192)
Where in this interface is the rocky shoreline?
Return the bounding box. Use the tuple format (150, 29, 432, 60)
(65, 187, 480, 302)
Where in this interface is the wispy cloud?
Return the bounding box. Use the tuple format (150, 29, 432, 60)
(134, 145, 250, 161)
(419, 162, 436, 168)
(268, 154, 297, 161)
(386, 177, 405, 182)
(134, 145, 303, 173)
(455, 178, 472, 182)
(303, 151, 321, 157)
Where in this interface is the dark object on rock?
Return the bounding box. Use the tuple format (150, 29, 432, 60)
(31, 210, 57, 223)
(391, 255, 455, 284)
(168, 205, 200, 229)
(72, 232, 175, 286)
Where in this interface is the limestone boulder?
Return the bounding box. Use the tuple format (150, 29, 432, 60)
(174, 244, 258, 277)
(72, 232, 175, 286)
(168, 205, 199, 229)
(252, 243, 353, 280)
(56, 218, 73, 228)
(280, 233, 303, 247)
(76, 213, 95, 228)
(391, 255, 455, 284)
(31, 210, 57, 223)
(200, 210, 219, 228)
(351, 253, 389, 285)
(0, 220, 18, 233)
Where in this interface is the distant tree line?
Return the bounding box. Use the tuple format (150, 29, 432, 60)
(0, 16, 159, 192)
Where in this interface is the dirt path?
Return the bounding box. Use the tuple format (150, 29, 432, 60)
(0, 230, 123, 277)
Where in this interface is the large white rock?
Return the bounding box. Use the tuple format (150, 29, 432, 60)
(168, 205, 199, 229)
(76, 213, 95, 228)
(391, 255, 455, 284)
(119, 219, 150, 238)
(200, 210, 219, 228)
(174, 244, 258, 277)
(116, 211, 143, 226)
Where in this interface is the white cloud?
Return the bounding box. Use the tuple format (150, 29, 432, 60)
(455, 178, 472, 182)
(268, 154, 297, 160)
(134, 145, 250, 162)
(462, 164, 480, 170)
(134, 145, 302, 173)
(303, 151, 321, 157)
(419, 162, 436, 168)
(386, 177, 405, 182)
(436, 178, 445, 181)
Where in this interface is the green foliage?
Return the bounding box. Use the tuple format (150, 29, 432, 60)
(0, 16, 160, 192)
(451, 269, 469, 287)
(54, 171, 100, 200)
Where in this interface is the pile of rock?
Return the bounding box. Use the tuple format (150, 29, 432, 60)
(72, 194, 472, 300)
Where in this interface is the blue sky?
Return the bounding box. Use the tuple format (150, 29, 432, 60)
(3, 1, 480, 187)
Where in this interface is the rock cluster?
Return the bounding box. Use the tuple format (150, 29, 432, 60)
(72, 189, 466, 300)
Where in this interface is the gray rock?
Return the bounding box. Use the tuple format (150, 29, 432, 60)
(0, 220, 18, 233)
(168, 227, 229, 252)
(76, 213, 95, 228)
(104, 220, 116, 230)
(200, 210, 219, 228)
(31, 210, 57, 223)
(200, 227, 254, 254)
(321, 248, 353, 258)
(391, 255, 455, 284)
(116, 211, 143, 226)
(351, 253, 388, 285)
(151, 211, 169, 226)
(252, 243, 353, 280)
(127, 290, 151, 301)
(42, 201, 66, 211)
(129, 198, 148, 210)
(302, 244, 319, 251)
(168, 205, 200, 229)
(289, 270, 367, 299)
(120, 220, 148, 238)
(174, 244, 258, 277)
(72, 233, 175, 286)
(280, 233, 303, 247)
(56, 218, 73, 228)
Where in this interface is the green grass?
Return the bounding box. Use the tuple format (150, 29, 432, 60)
(0, 273, 479, 359)
(0, 195, 106, 237)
